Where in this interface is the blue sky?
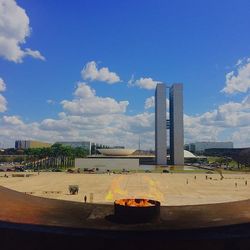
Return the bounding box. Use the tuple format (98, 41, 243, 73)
(0, 0, 250, 148)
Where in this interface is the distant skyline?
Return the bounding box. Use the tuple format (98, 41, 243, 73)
(0, 0, 250, 149)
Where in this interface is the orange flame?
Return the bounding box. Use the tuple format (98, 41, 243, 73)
(115, 198, 154, 207)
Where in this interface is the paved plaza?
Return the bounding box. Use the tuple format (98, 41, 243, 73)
(1, 172, 250, 205)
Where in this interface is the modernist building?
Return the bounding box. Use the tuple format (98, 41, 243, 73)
(155, 84, 167, 165)
(185, 141, 234, 154)
(169, 84, 184, 165)
(15, 140, 52, 149)
(56, 141, 92, 152)
(155, 83, 184, 165)
(56, 141, 109, 155)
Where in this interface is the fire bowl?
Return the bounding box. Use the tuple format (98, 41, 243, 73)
(114, 198, 160, 223)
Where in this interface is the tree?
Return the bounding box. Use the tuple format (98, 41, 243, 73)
(23, 143, 89, 170)
(239, 149, 250, 167)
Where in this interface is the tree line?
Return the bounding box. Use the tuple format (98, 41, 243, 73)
(205, 148, 250, 168)
(24, 143, 89, 170)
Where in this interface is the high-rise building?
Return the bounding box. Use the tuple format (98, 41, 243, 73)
(155, 84, 167, 165)
(169, 84, 184, 165)
(155, 83, 184, 165)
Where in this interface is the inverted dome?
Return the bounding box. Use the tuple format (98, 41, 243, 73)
(184, 150, 196, 158)
(98, 148, 136, 156)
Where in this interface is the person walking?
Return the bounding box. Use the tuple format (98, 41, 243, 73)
(84, 195, 87, 203)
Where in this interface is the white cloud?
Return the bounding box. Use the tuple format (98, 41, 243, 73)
(144, 96, 169, 110)
(0, 68, 155, 148)
(145, 96, 155, 109)
(197, 96, 250, 128)
(24, 48, 45, 61)
(2, 115, 23, 125)
(37, 111, 155, 149)
(1, 92, 250, 149)
(232, 127, 250, 148)
(46, 99, 56, 105)
(184, 95, 250, 146)
(74, 82, 95, 98)
(222, 58, 250, 94)
(1, 62, 250, 149)
(0, 0, 45, 62)
(0, 78, 6, 92)
(0, 77, 7, 112)
(130, 77, 161, 90)
(81, 61, 120, 84)
(61, 82, 129, 115)
(0, 94, 7, 112)
(184, 114, 224, 143)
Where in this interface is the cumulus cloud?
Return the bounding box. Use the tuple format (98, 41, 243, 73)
(81, 61, 121, 84)
(74, 82, 95, 98)
(38, 111, 155, 149)
(0, 70, 155, 148)
(232, 127, 250, 148)
(0, 0, 45, 62)
(0, 77, 7, 112)
(144, 96, 169, 110)
(145, 96, 155, 109)
(2, 115, 23, 125)
(184, 95, 250, 146)
(222, 58, 250, 94)
(61, 82, 129, 115)
(1, 92, 250, 149)
(184, 114, 224, 143)
(0, 78, 6, 92)
(129, 77, 161, 90)
(1, 60, 250, 148)
(0, 94, 7, 112)
(197, 96, 250, 128)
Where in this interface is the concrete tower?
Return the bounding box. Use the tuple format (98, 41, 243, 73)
(169, 83, 184, 165)
(155, 83, 167, 165)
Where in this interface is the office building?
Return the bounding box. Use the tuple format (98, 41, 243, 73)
(155, 83, 184, 165)
(169, 84, 184, 165)
(15, 140, 52, 149)
(155, 84, 167, 165)
(186, 141, 233, 154)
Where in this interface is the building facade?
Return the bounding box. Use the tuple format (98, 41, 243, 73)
(15, 140, 51, 149)
(169, 84, 184, 165)
(56, 141, 92, 152)
(155, 83, 184, 166)
(56, 141, 109, 155)
(155, 84, 167, 165)
(186, 141, 234, 154)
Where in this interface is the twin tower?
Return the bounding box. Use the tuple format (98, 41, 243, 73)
(155, 83, 184, 166)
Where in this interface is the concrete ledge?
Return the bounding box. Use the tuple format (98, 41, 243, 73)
(1, 186, 250, 249)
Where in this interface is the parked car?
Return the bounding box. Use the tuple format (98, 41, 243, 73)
(162, 169, 169, 173)
(52, 168, 62, 172)
(14, 166, 24, 172)
(6, 168, 14, 172)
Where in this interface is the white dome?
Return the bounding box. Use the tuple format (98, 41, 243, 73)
(98, 148, 136, 156)
(184, 150, 196, 158)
